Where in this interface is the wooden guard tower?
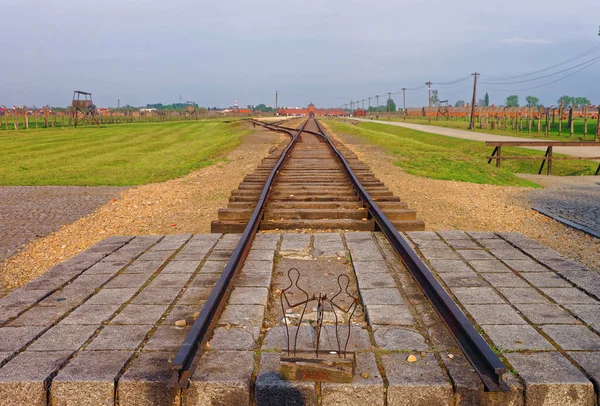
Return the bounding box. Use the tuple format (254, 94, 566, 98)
(436, 100, 450, 120)
(70, 91, 99, 127)
(185, 101, 197, 120)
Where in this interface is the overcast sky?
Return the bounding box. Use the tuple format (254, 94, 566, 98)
(1, 0, 599, 108)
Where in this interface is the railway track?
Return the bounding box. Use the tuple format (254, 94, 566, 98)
(172, 118, 508, 392)
(211, 118, 425, 233)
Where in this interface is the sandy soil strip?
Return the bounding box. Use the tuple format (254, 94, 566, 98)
(0, 127, 287, 291)
(321, 121, 600, 273)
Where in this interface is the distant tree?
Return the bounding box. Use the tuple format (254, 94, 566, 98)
(455, 100, 465, 107)
(430, 90, 439, 106)
(386, 98, 397, 112)
(558, 95, 575, 107)
(483, 92, 490, 107)
(506, 95, 519, 107)
(477, 99, 486, 107)
(253, 103, 274, 112)
(574, 97, 591, 107)
(526, 96, 540, 108)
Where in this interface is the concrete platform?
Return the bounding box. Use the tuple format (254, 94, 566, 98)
(0, 231, 598, 405)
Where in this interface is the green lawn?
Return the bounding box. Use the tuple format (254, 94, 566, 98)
(0, 120, 251, 186)
(326, 120, 599, 187)
(387, 116, 599, 142)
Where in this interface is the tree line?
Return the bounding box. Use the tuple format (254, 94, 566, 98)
(452, 93, 592, 109)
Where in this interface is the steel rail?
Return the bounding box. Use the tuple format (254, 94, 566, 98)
(310, 118, 507, 392)
(171, 119, 309, 387)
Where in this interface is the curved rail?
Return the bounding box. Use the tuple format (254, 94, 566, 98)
(171, 119, 309, 387)
(173, 117, 507, 391)
(310, 118, 507, 392)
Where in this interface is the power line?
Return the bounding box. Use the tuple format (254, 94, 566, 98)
(480, 57, 600, 92)
(433, 75, 473, 85)
(481, 55, 600, 85)
(485, 44, 600, 80)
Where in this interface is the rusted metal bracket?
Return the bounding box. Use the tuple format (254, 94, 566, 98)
(280, 269, 359, 383)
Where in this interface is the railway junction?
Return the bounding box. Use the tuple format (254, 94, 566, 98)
(1, 118, 599, 405)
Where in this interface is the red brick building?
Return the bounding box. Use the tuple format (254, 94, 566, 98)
(278, 103, 344, 116)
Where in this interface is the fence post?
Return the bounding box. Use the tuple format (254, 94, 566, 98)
(583, 105, 588, 137)
(496, 146, 502, 168)
(558, 102, 563, 136)
(596, 107, 600, 142)
(569, 107, 574, 138)
(1, 105, 8, 130)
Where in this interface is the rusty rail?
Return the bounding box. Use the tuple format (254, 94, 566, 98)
(171, 119, 308, 387)
(173, 117, 508, 391)
(311, 119, 507, 391)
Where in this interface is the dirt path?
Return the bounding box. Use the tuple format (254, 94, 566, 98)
(321, 121, 600, 273)
(0, 125, 287, 291)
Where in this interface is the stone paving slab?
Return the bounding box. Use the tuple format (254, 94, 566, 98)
(1, 230, 599, 405)
(407, 230, 600, 406)
(255, 352, 317, 406)
(530, 185, 600, 238)
(0, 350, 73, 406)
(504, 352, 595, 406)
(382, 352, 453, 406)
(0, 233, 221, 405)
(51, 350, 133, 405)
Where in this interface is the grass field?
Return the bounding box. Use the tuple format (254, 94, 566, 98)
(0, 114, 244, 131)
(326, 120, 599, 187)
(0, 120, 251, 186)
(387, 116, 599, 142)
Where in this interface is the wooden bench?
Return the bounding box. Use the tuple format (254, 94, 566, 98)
(486, 141, 600, 175)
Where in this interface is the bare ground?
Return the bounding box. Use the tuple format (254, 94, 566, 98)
(0, 126, 287, 291)
(2, 119, 598, 294)
(321, 121, 600, 273)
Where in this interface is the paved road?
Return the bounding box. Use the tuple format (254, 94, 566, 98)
(0, 186, 127, 261)
(355, 118, 600, 159)
(528, 183, 600, 238)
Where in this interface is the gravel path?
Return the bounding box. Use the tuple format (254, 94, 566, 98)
(354, 118, 600, 159)
(0, 186, 127, 261)
(321, 121, 600, 273)
(0, 125, 287, 290)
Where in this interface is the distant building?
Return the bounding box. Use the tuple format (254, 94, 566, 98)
(278, 103, 344, 116)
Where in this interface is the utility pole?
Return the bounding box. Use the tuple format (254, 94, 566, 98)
(362, 99, 365, 110)
(375, 95, 380, 116)
(468, 72, 479, 130)
(387, 92, 392, 120)
(117, 99, 120, 109)
(425, 82, 432, 123)
(402, 88, 407, 121)
(275, 90, 278, 112)
(368, 97, 371, 113)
